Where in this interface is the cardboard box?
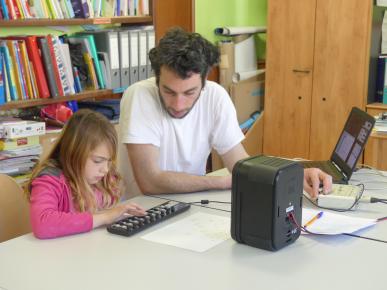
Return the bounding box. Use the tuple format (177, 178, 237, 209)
(230, 74, 264, 124)
(218, 41, 235, 93)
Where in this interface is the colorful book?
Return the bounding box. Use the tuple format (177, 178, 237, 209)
(2, 52, 11, 102)
(23, 36, 50, 99)
(83, 52, 98, 89)
(17, 40, 34, 99)
(70, 0, 89, 18)
(46, 35, 64, 96)
(67, 41, 92, 90)
(10, 40, 27, 99)
(73, 34, 105, 88)
(0, 53, 5, 104)
(0, 0, 9, 19)
(5, 0, 16, 19)
(0, 41, 18, 101)
(51, 36, 71, 95)
(38, 37, 59, 97)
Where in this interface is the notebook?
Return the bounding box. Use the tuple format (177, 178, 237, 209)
(301, 107, 375, 184)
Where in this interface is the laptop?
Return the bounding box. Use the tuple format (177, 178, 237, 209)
(301, 107, 375, 184)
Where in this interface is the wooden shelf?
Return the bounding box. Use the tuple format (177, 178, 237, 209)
(0, 16, 153, 27)
(366, 102, 387, 110)
(0, 90, 122, 110)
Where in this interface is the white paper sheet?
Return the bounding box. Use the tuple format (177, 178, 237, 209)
(141, 212, 230, 252)
(232, 69, 265, 83)
(234, 35, 257, 74)
(302, 208, 377, 235)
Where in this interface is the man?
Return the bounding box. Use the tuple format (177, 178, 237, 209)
(120, 27, 331, 198)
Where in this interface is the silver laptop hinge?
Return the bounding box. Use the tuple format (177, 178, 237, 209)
(332, 161, 348, 180)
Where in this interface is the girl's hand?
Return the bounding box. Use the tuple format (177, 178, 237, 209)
(93, 202, 146, 228)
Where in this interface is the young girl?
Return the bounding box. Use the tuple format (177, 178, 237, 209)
(27, 109, 146, 239)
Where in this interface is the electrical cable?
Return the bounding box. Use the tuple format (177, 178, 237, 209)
(143, 194, 231, 213)
(303, 184, 365, 212)
(189, 199, 231, 205)
(342, 233, 387, 244)
(288, 211, 387, 243)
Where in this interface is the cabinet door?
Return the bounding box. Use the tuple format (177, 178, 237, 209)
(153, 0, 194, 41)
(263, 0, 316, 159)
(309, 0, 372, 160)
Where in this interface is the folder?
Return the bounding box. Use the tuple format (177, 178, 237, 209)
(71, 34, 105, 89)
(138, 30, 148, 81)
(146, 28, 155, 78)
(118, 30, 130, 88)
(38, 37, 60, 98)
(93, 31, 121, 89)
(98, 52, 111, 89)
(128, 30, 139, 85)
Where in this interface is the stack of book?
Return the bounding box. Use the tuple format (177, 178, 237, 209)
(0, 118, 45, 183)
(0, 0, 150, 20)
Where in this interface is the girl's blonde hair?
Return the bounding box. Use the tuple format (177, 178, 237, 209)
(27, 109, 121, 212)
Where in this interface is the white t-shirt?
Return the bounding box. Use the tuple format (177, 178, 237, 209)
(120, 77, 244, 176)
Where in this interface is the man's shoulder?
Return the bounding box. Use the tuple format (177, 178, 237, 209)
(205, 80, 225, 90)
(123, 78, 158, 99)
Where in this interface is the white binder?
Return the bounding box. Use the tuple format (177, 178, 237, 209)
(138, 30, 148, 81)
(146, 29, 156, 78)
(128, 30, 139, 85)
(118, 31, 130, 88)
(93, 31, 121, 89)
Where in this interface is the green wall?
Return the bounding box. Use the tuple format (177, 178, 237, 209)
(195, 0, 267, 58)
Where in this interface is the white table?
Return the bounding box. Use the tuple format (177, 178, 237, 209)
(1, 169, 387, 290)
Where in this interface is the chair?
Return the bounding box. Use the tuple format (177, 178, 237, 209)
(0, 174, 31, 242)
(115, 124, 142, 200)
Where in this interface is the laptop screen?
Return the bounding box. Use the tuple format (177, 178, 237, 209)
(331, 107, 375, 178)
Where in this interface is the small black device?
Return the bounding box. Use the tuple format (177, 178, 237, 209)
(231, 155, 303, 251)
(301, 107, 375, 184)
(107, 201, 190, 237)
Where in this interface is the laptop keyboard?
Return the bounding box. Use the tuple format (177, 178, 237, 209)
(301, 161, 344, 181)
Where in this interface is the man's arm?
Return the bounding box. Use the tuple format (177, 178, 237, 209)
(221, 145, 332, 198)
(220, 143, 249, 172)
(126, 144, 232, 194)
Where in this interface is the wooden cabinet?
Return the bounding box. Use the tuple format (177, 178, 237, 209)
(364, 103, 387, 170)
(263, 0, 372, 160)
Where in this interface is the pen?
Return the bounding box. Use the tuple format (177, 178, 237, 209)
(304, 211, 324, 228)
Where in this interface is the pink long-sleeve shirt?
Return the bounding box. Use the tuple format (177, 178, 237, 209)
(30, 167, 103, 239)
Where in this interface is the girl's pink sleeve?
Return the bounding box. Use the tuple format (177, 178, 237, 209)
(30, 175, 93, 239)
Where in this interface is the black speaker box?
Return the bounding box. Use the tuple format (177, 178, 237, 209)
(231, 155, 303, 251)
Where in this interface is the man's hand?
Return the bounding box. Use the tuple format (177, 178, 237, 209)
(303, 168, 332, 198)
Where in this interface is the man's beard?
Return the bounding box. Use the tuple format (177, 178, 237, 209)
(158, 89, 202, 119)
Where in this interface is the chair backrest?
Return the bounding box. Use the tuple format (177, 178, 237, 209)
(0, 174, 31, 242)
(115, 124, 142, 200)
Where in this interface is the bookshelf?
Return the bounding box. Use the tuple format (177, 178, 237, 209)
(0, 16, 153, 27)
(0, 90, 122, 110)
(0, 0, 194, 111)
(0, 14, 152, 111)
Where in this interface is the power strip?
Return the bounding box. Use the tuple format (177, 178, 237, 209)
(317, 184, 368, 209)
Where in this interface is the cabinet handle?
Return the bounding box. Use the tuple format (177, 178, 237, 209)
(292, 69, 310, 73)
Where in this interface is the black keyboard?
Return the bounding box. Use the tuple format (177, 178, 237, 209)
(107, 201, 191, 237)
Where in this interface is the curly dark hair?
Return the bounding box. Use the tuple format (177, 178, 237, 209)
(149, 27, 220, 86)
